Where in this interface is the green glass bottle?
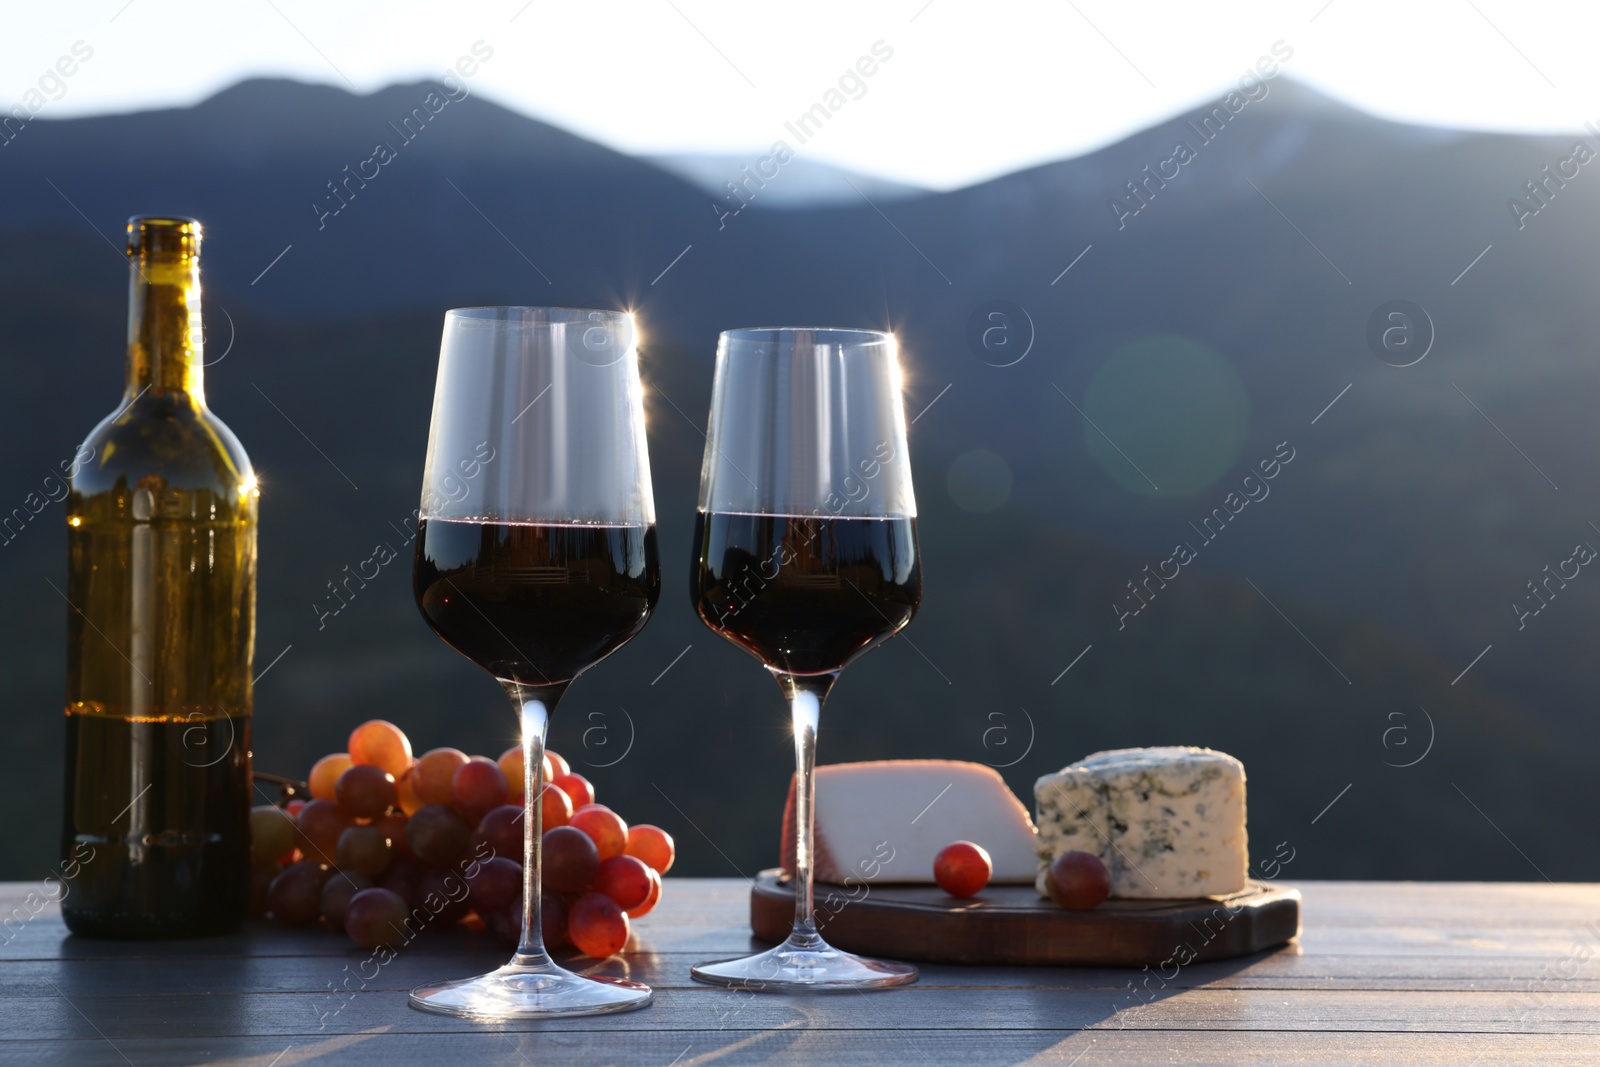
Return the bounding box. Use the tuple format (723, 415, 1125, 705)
(61, 216, 258, 938)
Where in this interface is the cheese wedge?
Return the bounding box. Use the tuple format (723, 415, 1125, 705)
(780, 760, 1039, 885)
(1034, 747, 1248, 899)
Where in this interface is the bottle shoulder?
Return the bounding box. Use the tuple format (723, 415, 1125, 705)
(71, 391, 255, 507)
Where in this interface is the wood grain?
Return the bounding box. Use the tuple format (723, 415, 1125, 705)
(1, 879, 1596, 1065)
(750, 868, 1301, 965)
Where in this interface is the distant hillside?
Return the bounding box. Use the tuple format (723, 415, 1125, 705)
(648, 153, 927, 206)
(0, 76, 1594, 883)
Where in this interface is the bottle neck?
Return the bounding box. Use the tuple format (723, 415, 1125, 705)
(127, 255, 204, 400)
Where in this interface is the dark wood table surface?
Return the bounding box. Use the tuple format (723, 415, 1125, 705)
(2, 878, 1595, 1065)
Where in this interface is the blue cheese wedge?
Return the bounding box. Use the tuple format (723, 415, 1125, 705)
(1034, 747, 1248, 899)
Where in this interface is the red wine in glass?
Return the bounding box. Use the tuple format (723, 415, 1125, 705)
(416, 519, 659, 684)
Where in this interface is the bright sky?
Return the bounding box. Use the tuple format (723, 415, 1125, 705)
(6, 0, 1599, 189)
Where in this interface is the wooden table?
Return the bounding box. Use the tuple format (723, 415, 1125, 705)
(2, 879, 1596, 1065)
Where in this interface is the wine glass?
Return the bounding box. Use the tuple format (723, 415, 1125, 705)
(689, 327, 921, 991)
(408, 307, 659, 1018)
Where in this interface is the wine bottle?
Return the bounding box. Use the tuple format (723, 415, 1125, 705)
(61, 216, 258, 938)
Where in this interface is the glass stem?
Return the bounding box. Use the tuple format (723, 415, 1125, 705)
(503, 679, 567, 967)
(779, 671, 836, 948)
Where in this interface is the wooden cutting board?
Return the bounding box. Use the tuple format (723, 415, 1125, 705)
(750, 868, 1300, 967)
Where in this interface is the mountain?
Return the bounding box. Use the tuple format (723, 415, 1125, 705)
(648, 153, 928, 207)
(0, 75, 1593, 885)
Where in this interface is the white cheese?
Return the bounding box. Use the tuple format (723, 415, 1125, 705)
(1034, 747, 1248, 899)
(781, 760, 1039, 885)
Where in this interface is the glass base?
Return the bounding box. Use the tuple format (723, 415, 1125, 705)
(691, 936, 919, 992)
(409, 956, 652, 1019)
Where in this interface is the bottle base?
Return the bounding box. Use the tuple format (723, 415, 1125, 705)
(61, 908, 244, 940)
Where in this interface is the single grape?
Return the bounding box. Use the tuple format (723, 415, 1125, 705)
(394, 769, 423, 816)
(411, 747, 468, 807)
(465, 855, 522, 914)
(497, 745, 554, 806)
(568, 892, 629, 958)
(308, 753, 353, 802)
(345, 887, 411, 949)
(319, 871, 374, 928)
(405, 803, 472, 867)
(542, 890, 569, 948)
(285, 798, 307, 818)
(348, 720, 414, 779)
(933, 841, 992, 899)
(485, 899, 521, 947)
(250, 805, 296, 866)
(592, 855, 653, 911)
(450, 757, 509, 823)
(378, 860, 425, 908)
(416, 866, 472, 925)
(336, 824, 392, 878)
(268, 861, 331, 926)
(375, 811, 414, 864)
(626, 868, 662, 919)
(546, 750, 570, 778)
(569, 804, 628, 861)
(473, 804, 525, 863)
(550, 772, 593, 810)
(294, 799, 352, 863)
(335, 764, 398, 819)
(624, 825, 675, 874)
(540, 782, 573, 830)
(541, 825, 600, 894)
(1047, 851, 1111, 911)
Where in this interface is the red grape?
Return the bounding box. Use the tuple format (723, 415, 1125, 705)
(336, 764, 398, 819)
(933, 841, 992, 899)
(473, 804, 525, 862)
(375, 812, 414, 864)
(268, 861, 330, 926)
(451, 757, 509, 823)
(1047, 851, 1111, 911)
(348, 720, 413, 779)
(416, 866, 472, 925)
(569, 805, 627, 861)
(568, 892, 629, 958)
(411, 747, 468, 807)
(294, 799, 352, 863)
(542, 891, 569, 948)
(624, 825, 675, 874)
(465, 855, 522, 914)
(405, 804, 472, 867)
(345, 887, 410, 949)
(540, 782, 573, 830)
(550, 772, 593, 810)
(394, 768, 423, 816)
(284, 799, 307, 818)
(319, 871, 374, 928)
(497, 745, 553, 804)
(626, 868, 662, 919)
(378, 860, 425, 908)
(336, 824, 392, 878)
(541, 825, 599, 893)
(309, 753, 352, 802)
(546, 750, 570, 778)
(251, 805, 296, 866)
(486, 899, 520, 947)
(592, 855, 653, 911)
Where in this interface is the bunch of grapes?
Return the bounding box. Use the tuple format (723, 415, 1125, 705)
(251, 719, 675, 955)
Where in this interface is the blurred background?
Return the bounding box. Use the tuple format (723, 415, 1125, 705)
(2, 0, 1597, 882)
